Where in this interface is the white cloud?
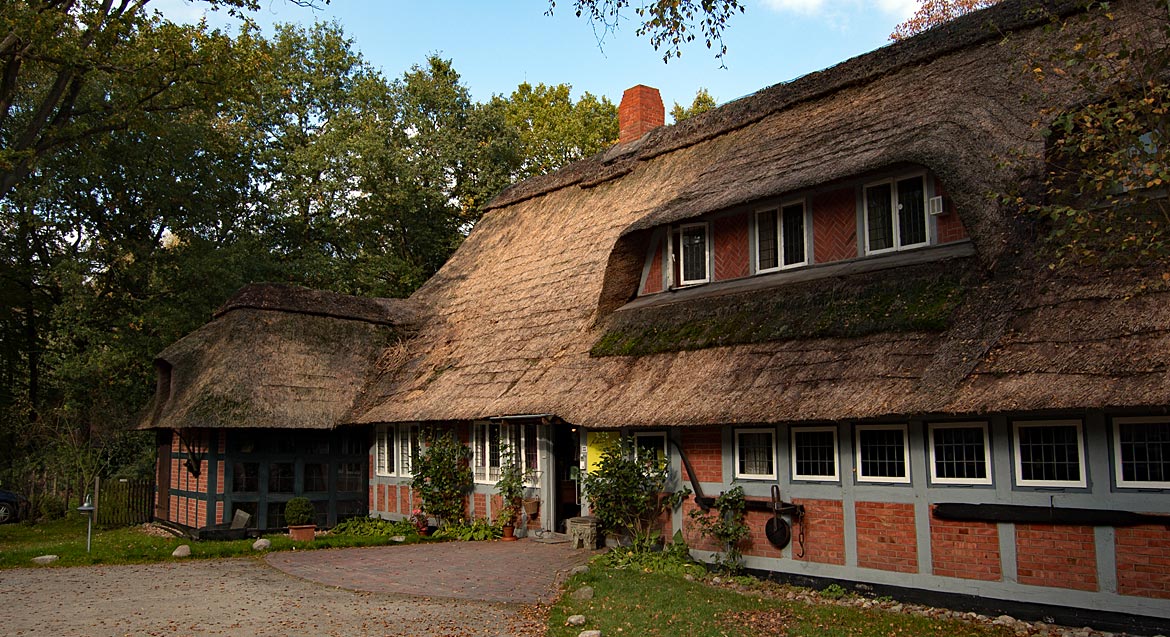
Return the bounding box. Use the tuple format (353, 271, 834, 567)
(760, 0, 920, 20)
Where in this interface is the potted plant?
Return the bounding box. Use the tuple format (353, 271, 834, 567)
(285, 497, 317, 542)
(410, 509, 430, 536)
(494, 444, 529, 541)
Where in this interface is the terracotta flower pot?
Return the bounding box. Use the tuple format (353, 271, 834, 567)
(501, 524, 517, 541)
(288, 524, 316, 542)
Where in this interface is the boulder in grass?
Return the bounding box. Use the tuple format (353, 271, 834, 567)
(172, 544, 191, 558)
(252, 538, 271, 551)
(31, 555, 59, 565)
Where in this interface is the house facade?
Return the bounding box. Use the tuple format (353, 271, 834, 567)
(142, 0, 1170, 630)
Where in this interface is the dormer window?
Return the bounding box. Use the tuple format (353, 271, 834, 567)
(864, 174, 928, 254)
(755, 200, 808, 272)
(674, 222, 710, 285)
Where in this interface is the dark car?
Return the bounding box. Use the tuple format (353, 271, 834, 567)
(0, 489, 29, 524)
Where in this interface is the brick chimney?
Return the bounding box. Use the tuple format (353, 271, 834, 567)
(618, 85, 664, 144)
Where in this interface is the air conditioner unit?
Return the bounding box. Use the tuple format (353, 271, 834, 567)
(927, 195, 945, 216)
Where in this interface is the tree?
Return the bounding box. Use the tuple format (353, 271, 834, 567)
(890, 0, 1001, 41)
(1022, 3, 1170, 268)
(548, 0, 745, 63)
(670, 88, 716, 123)
(485, 82, 616, 180)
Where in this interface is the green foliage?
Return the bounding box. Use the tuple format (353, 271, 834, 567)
(283, 497, 316, 527)
(494, 444, 531, 525)
(582, 440, 682, 547)
(671, 88, 717, 123)
(599, 532, 703, 577)
(592, 270, 968, 357)
(486, 82, 616, 180)
(38, 494, 65, 522)
(549, 0, 746, 64)
(688, 486, 750, 572)
(431, 517, 502, 541)
(1025, 2, 1170, 268)
(330, 516, 417, 537)
(821, 583, 848, 599)
(410, 429, 473, 526)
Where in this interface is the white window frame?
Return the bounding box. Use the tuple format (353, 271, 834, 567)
(855, 424, 911, 484)
(863, 172, 930, 255)
(474, 422, 542, 486)
(927, 422, 992, 486)
(1012, 420, 1087, 488)
(1113, 416, 1170, 489)
(677, 222, 710, 286)
(374, 424, 395, 477)
(791, 426, 840, 482)
(734, 427, 777, 480)
(753, 200, 810, 274)
(399, 423, 421, 478)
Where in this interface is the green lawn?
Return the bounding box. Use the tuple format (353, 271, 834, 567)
(548, 566, 1015, 637)
(0, 513, 414, 569)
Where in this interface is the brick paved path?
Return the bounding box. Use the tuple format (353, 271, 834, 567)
(267, 538, 595, 604)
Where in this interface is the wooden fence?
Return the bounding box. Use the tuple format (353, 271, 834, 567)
(95, 477, 154, 528)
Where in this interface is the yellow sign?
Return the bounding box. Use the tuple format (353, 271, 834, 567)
(585, 431, 620, 473)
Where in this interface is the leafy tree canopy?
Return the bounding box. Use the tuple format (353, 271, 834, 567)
(670, 88, 716, 123)
(548, 0, 745, 63)
(890, 0, 1001, 40)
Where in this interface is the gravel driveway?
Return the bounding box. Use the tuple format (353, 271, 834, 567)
(0, 556, 547, 636)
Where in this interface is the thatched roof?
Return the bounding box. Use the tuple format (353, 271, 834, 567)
(139, 284, 417, 430)
(350, 0, 1170, 430)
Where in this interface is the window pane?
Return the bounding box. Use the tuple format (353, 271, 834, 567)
(932, 426, 987, 480)
(866, 183, 893, 251)
(337, 462, 364, 493)
(524, 424, 539, 474)
(781, 203, 805, 265)
(232, 462, 259, 492)
(1018, 425, 1081, 483)
(401, 425, 420, 475)
(737, 431, 774, 476)
(1119, 421, 1170, 483)
(757, 210, 778, 270)
(859, 428, 906, 479)
(635, 434, 666, 468)
(304, 462, 329, 492)
(897, 176, 926, 246)
(269, 462, 295, 493)
(793, 430, 836, 478)
(681, 226, 707, 282)
(488, 424, 501, 481)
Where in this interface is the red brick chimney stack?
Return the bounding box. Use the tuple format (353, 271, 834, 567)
(618, 85, 664, 144)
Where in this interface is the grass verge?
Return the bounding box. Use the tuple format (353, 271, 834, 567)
(0, 513, 416, 569)
(548, 563, 1015, 637)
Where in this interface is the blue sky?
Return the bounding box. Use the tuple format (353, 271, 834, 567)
(155, 0, 921, 114)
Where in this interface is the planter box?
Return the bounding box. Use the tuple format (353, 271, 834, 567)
(288, 524, 316, 542)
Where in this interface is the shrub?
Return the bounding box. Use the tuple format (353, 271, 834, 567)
(411, 429, 473, 526)
(432, 518, 501, 541)
(688, 485, 750, 572)
(284, 497, 315, 526)
(331, 516, 416, 537)
(38, 494, 65, 521)
(583, 440, 686, 549)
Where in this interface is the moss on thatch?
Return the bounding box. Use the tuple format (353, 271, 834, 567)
(592, 265, 971, 357)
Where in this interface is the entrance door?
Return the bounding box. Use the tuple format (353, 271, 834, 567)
(552, 425, 581, 532)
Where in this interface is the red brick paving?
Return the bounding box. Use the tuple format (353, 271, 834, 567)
(267, 539, 596, 604)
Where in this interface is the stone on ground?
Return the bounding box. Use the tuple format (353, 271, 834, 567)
(578, 631, 601, 637)
(566, 614, 587, 626)
(570, 565, 589, 575)
(252, 538, 271, 551)
(570, 586, 594, 601)
(31, 555, 59, 565)
(172, 544, 191, 558)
